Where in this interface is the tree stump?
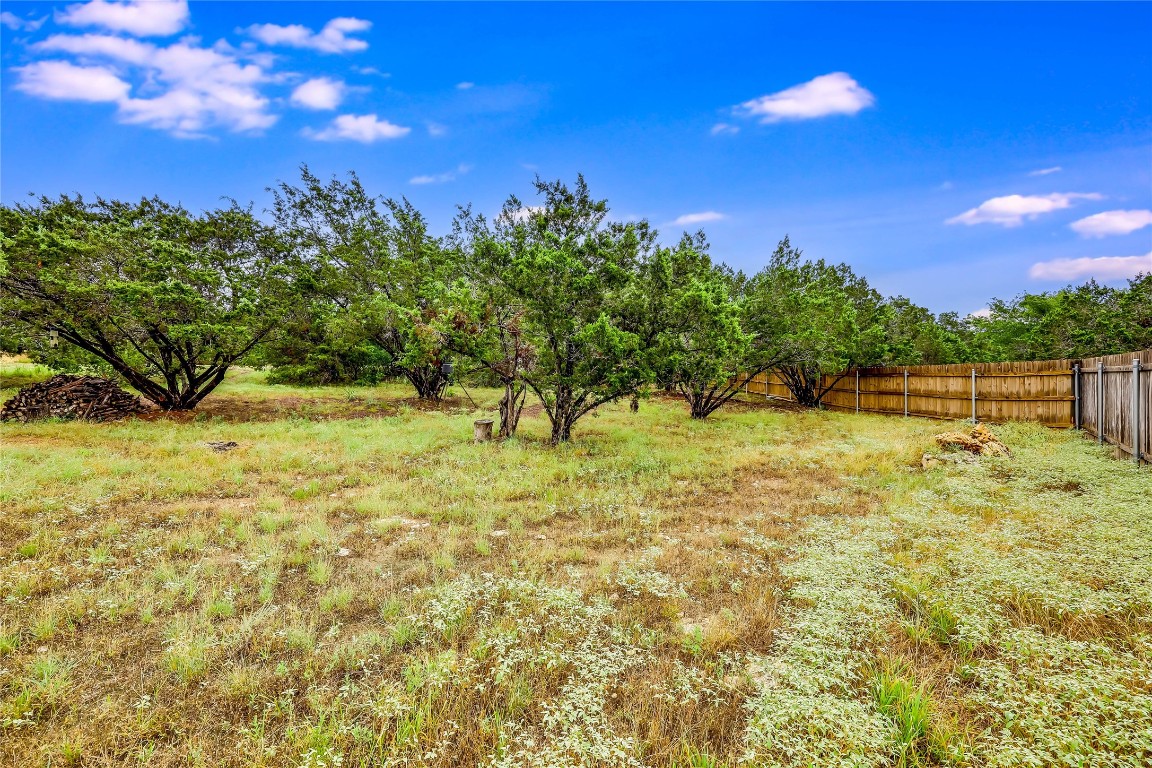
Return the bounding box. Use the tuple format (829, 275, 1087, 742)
(474, 419, 494, 442)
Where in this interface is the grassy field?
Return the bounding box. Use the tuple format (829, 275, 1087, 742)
(1, 358, 1150, 767)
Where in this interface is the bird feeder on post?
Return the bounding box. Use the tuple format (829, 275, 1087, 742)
(49, 330, 59, 348)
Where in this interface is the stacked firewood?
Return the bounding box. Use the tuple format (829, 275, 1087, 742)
(1, 374, 148, 422)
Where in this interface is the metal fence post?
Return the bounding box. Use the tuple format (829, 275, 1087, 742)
(903, 369, 909, 417)
(971, 368, 977, 424)
(1073, 363, 1080, 430)
(1133, 359, 1142, 465)
(1098, 361, 1104, 445)
(855, 370, 860, 413)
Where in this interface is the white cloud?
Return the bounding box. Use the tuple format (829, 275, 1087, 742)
(1029, 253, 1152, 281)
(710, 122, 739, 136)
(937, 181, 955, 191)
(409, 164, 472, 185)
(30, 33, 275, 136)
(305, 113, 409, 142)
(291, 77, 344, 110)
(1, 11, 46, 31)
(1028, 166, 1062, 176)
(37, 32, 154, 64)
(456, 81, 474, 90)
(13, 60, 130, 102)
(1069, 209, 1152, 238)
(735, 72, 875, 123)
(246, 17, 370, 54)
(57, 0, 188, 37)
(426, 122, 447, 137)
(354, 66, 388, 77)
(946, 193, 1103, 227)
(672, 211, 726, 226)
(970, 307, 992, 319)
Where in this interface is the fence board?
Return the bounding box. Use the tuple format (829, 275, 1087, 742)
(741, 348, 1150, 464)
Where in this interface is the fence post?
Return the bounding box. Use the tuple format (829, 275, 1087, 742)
(1098, 361, 1104, 445)
(903, 369, 909, 417)
(971, 368, 977, 424)
(1073, 363, 1080, 430)
(855, 370, 860, 413)
(1133, 359, 1142, 465)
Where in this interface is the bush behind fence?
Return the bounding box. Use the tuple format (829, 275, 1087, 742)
(743, 348, 1151, 464)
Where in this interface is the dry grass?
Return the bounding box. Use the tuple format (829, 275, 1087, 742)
(1, 359, 1149, 767)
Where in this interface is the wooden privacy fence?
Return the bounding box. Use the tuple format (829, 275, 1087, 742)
(742, 348, 1150, 465)
(1078, 349, 1151, 466)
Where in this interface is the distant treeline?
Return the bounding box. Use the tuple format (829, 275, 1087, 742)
(2, 169, 1148, 441)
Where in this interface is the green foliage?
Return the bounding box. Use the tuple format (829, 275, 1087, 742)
(639, 232, 779, 418)
(745, 237, 887, 406)
(473, 175, 655, 443)
(268, 166, 457, 398)
(0, 195, 296, 409)
(971, 275, 1151, 361)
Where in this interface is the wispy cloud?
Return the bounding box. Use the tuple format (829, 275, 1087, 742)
(304, 113, 409, 142)
(1, 10, 46, 31)
(245, 17, 370, 54)
(1028, 166, 1062, 176)
(291, 77, 345, 110)
(734, 72, 875, 123)
(456, 81, 474, 90)
(946, 193, 1102, 227)
(426, 122, 447, 137)
(710, 122, 739, 136)
(1069, 209, 1152, 238)
(409, 163, 472, 185)
(1029, 253, 1151, 281)
(672, 211, 726, 226)
(56, 0, 188, 37)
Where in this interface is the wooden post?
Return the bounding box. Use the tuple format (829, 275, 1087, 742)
(473, 419, 494, 442)
(1072, 364, 1080, 430)
(1098, 361, 1104, 445)
(903, 370, 909, 417)
(969, 369, 975, 423)
(855, 369, 860, 413)
(1133, 359, 1141, 465)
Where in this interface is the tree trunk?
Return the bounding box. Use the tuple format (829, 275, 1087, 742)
(689, 398, 710, 419)
(407, 365, 447, 400)
(498, 380, 527, 439)
(550, 414, 574, 444)
(630, 395, 640, 413)
(548, 386, 577, 445)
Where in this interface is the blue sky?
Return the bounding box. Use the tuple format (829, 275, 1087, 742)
(2, 1, 1150, 314)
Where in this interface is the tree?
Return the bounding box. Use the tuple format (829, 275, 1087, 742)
(639, 233, 781, 419)
(970, 275, 1152, 361)
(745, 237, 886, 407)
(0, 195, 295, 409)
(436, 209, 536, 438)
(480, 176, 653, 444)
(269, 167, 456, 399)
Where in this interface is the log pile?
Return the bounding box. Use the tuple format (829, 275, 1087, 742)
(1, 374, 148, 423)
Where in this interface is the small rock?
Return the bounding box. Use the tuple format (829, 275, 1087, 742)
(490, 530, 509, 538)
(335, 548, 350, 557)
